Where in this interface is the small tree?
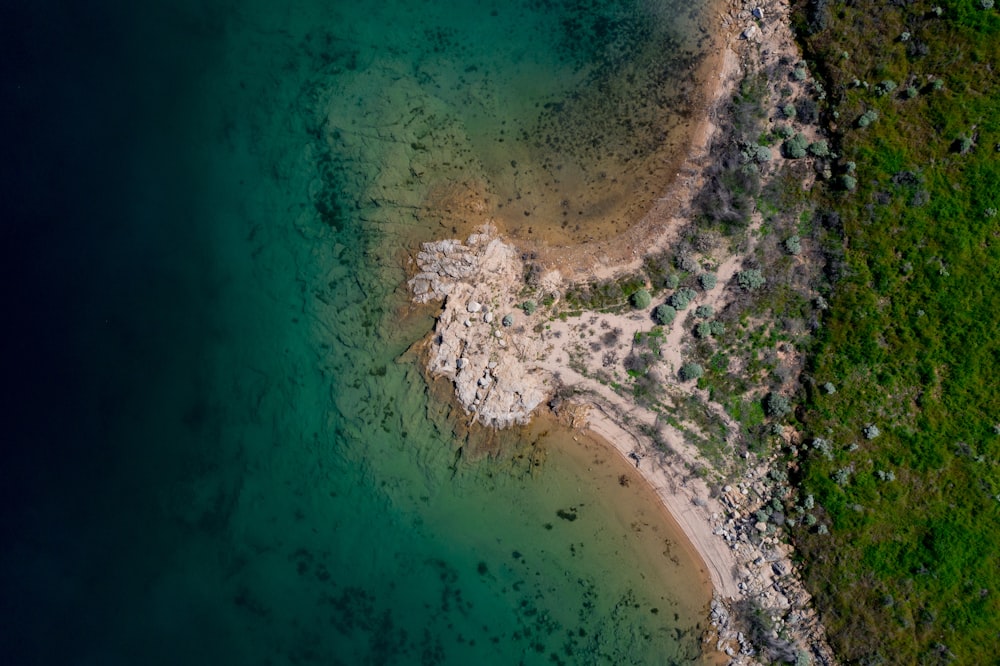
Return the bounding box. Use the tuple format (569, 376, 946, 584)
(653, 304, 676, 325)
(679, 362, 704, 381)
(631, 289, 652, 309)
(736, 269, 766, 291)
(698, 273, 717, 290)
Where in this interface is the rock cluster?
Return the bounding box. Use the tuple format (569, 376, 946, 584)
(409, 227, 549, 428)
(708, 460, 837, 665)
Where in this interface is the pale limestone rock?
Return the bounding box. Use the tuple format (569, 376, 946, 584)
(408, 226, 548, 428)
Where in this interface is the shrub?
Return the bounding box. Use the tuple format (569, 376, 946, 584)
(804, 494, 815, 510)
(502, 314, 514, 327)
(709, 320, 726, 336)
(793, 66, 808, 81)
(981, 0, 994, 9)
(840, 174, 858, 191)
(905, 86, 919, 99)
(664, 273, 680, 290)
(695, 304, 714, 318)
(812, 438, 834, 460)
(932, 78, 944, 91)
(764, 392, 792, 418)
(675, 254, 699, 273)
(832, 467, 852, 486)
(784, 235, 802, 255)
(796, 97, 819, 123)
(955, 135, 975, 154)
(521, 300, 537, 315)
(653, 304, 676, 325)
(808, 140, 829, 157)
(699, 273, 717, 290)
(755, 145, 772, 163)
(876, 79, 898, 96)
(782, 103, 796, 118)
(782, 133, 809, 158)
(679, 362, 704, 381)
(775, 124, 794, 139)
(857, 110, 879, 128)
(668, 288, 697, 310)
(631, 289, 651, 309)
(736, 269, 767, 291)
(695, 321, 712, 338)
(863, 423, 881, 439)
(823, 382, 836, 394)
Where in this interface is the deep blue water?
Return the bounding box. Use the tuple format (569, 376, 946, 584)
(1, 1, 715, 663)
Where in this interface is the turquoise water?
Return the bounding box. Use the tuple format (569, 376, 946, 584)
(1, 0, 716, 663)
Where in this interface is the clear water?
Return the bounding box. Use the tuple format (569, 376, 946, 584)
(1, 0, 717, 663)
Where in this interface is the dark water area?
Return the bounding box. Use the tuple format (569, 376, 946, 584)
(1, 1, 715, 664)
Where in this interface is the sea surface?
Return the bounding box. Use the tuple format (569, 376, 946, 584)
(1, 1, 717, 664)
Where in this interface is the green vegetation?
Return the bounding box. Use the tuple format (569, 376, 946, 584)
(679, 362, 704, 381)
(736, 269, 766, 291)
(653, 304, 677, 325)
(630, 288, 651, 310)
(783, 132, 810, 158)
(790, 0, 1000, 662)
(668, 287, 697, 310)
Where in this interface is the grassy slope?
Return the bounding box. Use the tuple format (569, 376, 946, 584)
(791, 0, 1000, 663)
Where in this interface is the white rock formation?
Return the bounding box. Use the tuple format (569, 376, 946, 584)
(408, 226, 548, 428)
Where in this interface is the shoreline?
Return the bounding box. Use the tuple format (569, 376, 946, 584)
(406, 0, 838, 662)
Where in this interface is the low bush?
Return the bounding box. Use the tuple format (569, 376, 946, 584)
(782, 133, 809, 159)
(764, 392, 792, 418)
(630, 289, 652, 309)
(653, 304, 676, 325)
(679, 362, 704, 381)
(668, 288, 698, 310)
(736, 269, 767, 291)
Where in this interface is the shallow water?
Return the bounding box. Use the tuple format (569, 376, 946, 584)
(2, 0, 716, 663)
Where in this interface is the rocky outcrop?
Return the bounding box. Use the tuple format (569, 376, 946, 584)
(409, 227, 549, 428)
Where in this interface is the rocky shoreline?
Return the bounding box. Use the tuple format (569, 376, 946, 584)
(407, 0, 839, 663)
